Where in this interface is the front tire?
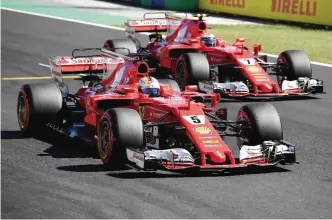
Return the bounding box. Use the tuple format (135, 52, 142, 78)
(277, 50, 312, 86)
(97, 108, 144, 168)
(236, 103, 283, 148)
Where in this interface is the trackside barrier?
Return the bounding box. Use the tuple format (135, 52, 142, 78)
(107, 0, 198, 11)
(198, 0, 332, 26)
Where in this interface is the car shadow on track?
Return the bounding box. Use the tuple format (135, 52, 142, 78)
(57, 164, 131, 172)
(1, 130, 30, 139)
(219, 95, 321, 103)
(56, 163, 290, 178)
(2, 128, 100, 159)
(105, 166, 290, 179)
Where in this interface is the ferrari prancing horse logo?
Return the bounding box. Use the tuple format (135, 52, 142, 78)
(138, 105, 145, 118)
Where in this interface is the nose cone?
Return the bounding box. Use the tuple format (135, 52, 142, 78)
(259, 83, 274, 93)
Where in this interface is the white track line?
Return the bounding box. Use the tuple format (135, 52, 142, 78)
(38, 63, 50, 68)
(2, 7, 331, 68)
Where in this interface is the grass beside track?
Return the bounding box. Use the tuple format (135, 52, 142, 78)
(117, 24, 332, 64)
(210, 24, 331, 64)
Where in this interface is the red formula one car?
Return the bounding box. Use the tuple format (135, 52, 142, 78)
(104, 12, 325, 100)
(16, 48, 297, 173)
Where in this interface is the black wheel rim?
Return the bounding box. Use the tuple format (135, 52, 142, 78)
(236, 113, 252, 149)
(17, 94, 28, 129)
(99, 121, 112, 160)
(176, 62, 186, 91)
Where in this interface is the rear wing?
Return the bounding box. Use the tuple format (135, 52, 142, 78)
(125, 15, 168, 34)
(124, 12, 189, 36)
(49, 47, 151, 80)
(49, 48, 128, 84)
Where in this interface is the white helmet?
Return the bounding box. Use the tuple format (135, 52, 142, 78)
(139, 76, 160, 95)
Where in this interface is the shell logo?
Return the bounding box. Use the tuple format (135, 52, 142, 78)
(246, 66, 261, 72)
(194, 126, 212, 135)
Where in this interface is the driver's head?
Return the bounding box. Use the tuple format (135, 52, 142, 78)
(200, 33, 216, 46)
(138, 76, 160, 96)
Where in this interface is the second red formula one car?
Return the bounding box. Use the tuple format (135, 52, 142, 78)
(107, 12, 325, 100)
(16, 48, 297, 173)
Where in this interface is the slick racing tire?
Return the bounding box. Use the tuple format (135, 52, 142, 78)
(103, 39, 137, 56)
(17, 83, 63, 137)
(97, 108, 144, 169)
(175, 53, 210, 91)
(157, 79, 181, 93)
(236, 103, 283, 148)
(277, 50, 312, 83)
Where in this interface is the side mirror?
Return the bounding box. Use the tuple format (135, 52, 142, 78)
(215, 108, 227, 120)
(116, 85, 137, 94)
(202, 93, 217, 112)
(189, 39, 198, 43)
(216, 93, 221, 102)
(185, 85, 198, 92)
(236, 38, 245, 43)
(253, 44, 262, 56)
(160, 84, 175, 97)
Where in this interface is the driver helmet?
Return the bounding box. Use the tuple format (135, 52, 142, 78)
(139, 76, 160, 95)
(201, 33, 216, 46)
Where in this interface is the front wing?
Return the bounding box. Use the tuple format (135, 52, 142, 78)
(124, 143, 296, 173)
(198, 81, 325, 100)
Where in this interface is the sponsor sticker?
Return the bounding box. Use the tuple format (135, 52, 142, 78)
(246, 66, 262, 72)
(198, 136, 219, 139)
(202, 140, 219, 144)
(194, 126, 212, 135)
(150, 112, 164, 118)
(216, 151, 223, 158)
(126, 149, 145, 168)
(133, 152, 144, 162)
(210, 56, 223, 62)
(253, 75, 267, 79)
(204, 144, 220, 148)
(129, 19, 167, 26)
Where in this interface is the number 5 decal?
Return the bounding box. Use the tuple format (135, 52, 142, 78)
(183, 115, 205, 124)
(190, 116, 201, 123)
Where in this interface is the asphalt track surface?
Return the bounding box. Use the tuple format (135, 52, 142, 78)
(2, 10, 332, 219)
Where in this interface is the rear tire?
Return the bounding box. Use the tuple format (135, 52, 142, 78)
(175, 53, 210, 91)
(236, 103, 283, 148)
(103, 39, 137, 55)
(17, 83, 63, 137)
(97, 108, 144, 169)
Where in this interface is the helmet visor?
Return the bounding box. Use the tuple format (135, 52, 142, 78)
(143, 88, 159, 95)
(203, 38, 216, 46)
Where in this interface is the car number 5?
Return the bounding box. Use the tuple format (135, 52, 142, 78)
(183, 115, 205, 124)
(190, 116, 201, 124)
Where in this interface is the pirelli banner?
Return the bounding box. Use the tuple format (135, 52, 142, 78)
(199, 0, 332, 26)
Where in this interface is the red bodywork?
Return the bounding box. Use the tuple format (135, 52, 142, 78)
(48, 48, 282, 171)
(124, 13, 306, 97)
